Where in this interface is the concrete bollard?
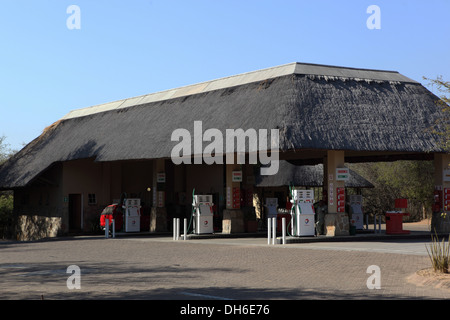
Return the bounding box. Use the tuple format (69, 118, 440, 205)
(282, 217, 286, 245)
(105, 219, 109, 239)
(173, 218, 181, 240)
(112, 219, 115, 238)
(272, 218, 276, 245)
(267, 218, 271, 245)
(173, 219, 177, 240)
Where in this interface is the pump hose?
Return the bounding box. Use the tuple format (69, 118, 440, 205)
(286, 184, 295, 237)
(287, 206, 294, 237)
(187, 188, 195, 234)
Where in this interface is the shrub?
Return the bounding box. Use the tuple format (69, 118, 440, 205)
(0, 194, 14, 239)
(426, 231, 450, 273)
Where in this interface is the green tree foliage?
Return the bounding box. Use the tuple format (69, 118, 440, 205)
(350, 161, 434, 221)
(0, 136, 14, 238)
(0, 135, 12, 164)
(0, 193, 13, 239)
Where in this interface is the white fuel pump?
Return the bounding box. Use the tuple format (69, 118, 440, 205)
(290, 189, 315, 237)
(123, 198, 141, 232)
(349, 195, 364, 230)
(192, 194, 214, 234)
(264, 198, 278, 221)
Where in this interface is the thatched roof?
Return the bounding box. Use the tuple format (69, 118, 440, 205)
(0, 62, 445, 189)
(255, 161, 374, 188)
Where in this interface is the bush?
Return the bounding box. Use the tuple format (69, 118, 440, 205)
(426, 231, 450, 273)
(0, 194, 14, 239)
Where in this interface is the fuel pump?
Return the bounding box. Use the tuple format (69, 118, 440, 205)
(290, 189, 315, 237)
(192, 193, 214, 234)
(264, 198, 278, 221)
(444, 188, 450, 211)
(123, 198, 141, 232)
(433, 189, 442, 213)
(349, 195, 364, 230)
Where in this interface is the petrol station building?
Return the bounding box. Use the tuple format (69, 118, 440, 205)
(0, 62, 448, 240)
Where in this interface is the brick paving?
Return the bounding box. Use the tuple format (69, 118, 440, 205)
(0, 234, 449, 301)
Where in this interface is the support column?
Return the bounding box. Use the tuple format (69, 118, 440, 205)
(222, 163, 244, 234)
(432, 153, 450, 233)
(324, 150, 349, 236)
(150, 159, 167, 232)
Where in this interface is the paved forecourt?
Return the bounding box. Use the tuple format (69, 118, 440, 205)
(1, 231, 448, 301)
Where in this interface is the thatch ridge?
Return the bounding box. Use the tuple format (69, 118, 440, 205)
(61, 62, 418, 120)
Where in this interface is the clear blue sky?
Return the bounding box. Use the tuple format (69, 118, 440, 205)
(1, 0, 449, 151)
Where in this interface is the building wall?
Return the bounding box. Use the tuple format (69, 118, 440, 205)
(62, 158, 106, 232)
(61, 159, 157, 232)
(121, 160, 153, 204)
(13, 158, 227, 239)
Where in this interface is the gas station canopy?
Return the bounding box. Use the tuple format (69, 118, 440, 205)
(0, 62, 445, 190)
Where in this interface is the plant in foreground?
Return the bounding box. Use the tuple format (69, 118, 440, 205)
(426, 230, 450, 274)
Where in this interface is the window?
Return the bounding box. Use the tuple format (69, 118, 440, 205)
(88, 193, 97, 205)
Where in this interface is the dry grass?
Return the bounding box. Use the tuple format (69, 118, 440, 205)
(425, 233, 450, 273)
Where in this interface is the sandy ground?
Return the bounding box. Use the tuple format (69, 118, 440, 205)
(405, 219, 450, 289)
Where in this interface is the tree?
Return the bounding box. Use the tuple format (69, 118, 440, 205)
(350, 161, 434, 221)
(0, 135, 13, 165)
(0, 136, 14, 239)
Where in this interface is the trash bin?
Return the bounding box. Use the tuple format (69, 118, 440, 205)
(385, 211, 410, 235)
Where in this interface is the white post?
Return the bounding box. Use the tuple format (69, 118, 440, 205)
(176, 218, 180, 240)
(105, 219, 109, 239)
(282, 217, 286, 245)
(267, 218, 271, 245)
(272, 217, 276, 245)
(183, 218, 187, 241)
(173, 219, 176, 240)
(112, 219, 115, 238)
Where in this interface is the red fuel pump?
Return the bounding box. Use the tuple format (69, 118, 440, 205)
(385, 198, 410, 235)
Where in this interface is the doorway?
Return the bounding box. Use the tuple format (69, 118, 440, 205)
(69, 194, 82, 232)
